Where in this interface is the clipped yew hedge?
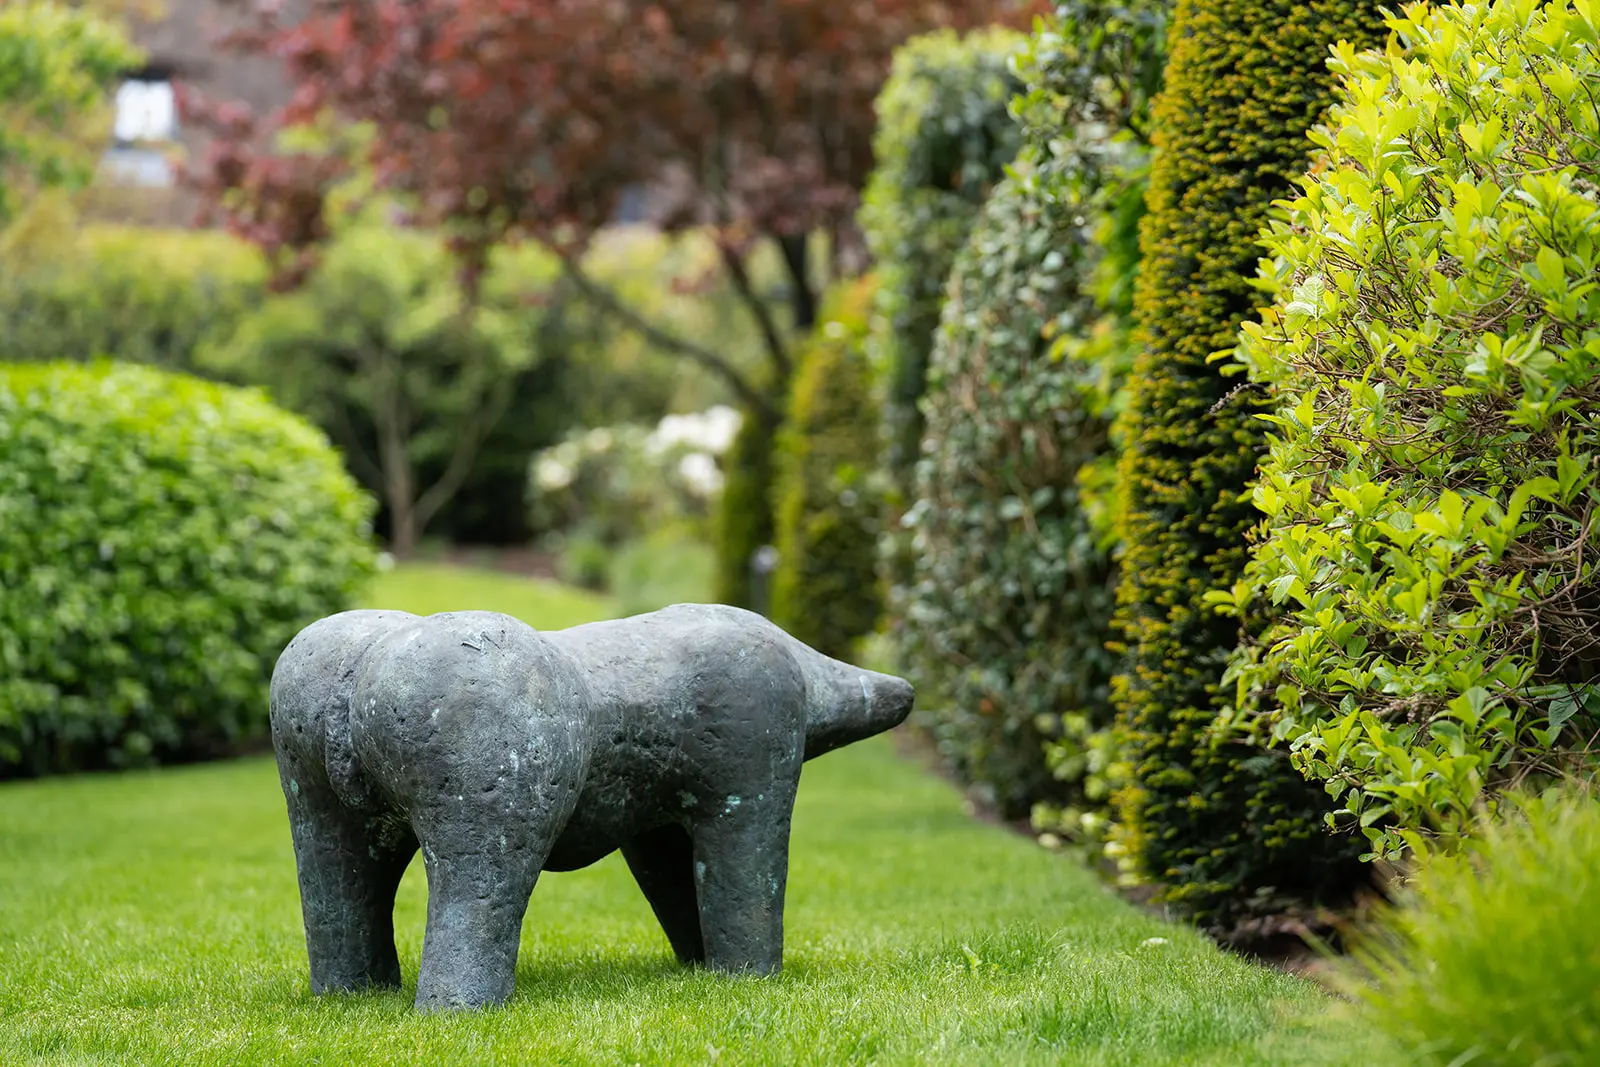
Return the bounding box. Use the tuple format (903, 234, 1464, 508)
(1109, 0, 1386, 927)
(0, 362, 374, 775)
(771, 278, 884, 660)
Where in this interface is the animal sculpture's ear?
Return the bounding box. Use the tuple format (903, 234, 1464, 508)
(325, 691, 372, 809)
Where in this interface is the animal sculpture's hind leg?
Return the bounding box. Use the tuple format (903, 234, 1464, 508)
(622, 824, 706, 965)
(283, 774, 416, 993)
(691, 784, 799, 976)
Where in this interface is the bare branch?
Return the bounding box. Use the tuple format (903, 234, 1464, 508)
(412, 370, 514, 536)
(555, 252, 776, 422)
(717, 240, 792, 384)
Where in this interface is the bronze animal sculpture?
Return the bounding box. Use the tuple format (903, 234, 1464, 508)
(269, 604, 914, 1011)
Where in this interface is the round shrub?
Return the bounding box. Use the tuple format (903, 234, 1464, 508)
(1226, 0, 1600, 859)
(0, 362, 375, 775)
(904, 161, 1119, 821)
(772, 277, 884, 661)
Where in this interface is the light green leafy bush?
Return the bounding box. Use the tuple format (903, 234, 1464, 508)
(1222, 0, 1600, 860)
(0, 223, 267, 370)
(0, 0, 137, 222)
(772, 277, 884, 661)
(1349, 789, 1600, 1066)
(0, 362, 374, 776)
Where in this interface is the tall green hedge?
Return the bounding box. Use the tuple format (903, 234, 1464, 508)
(862, 28, 1026, 644)
(905, 160, 1122, 820)
(1109, 0, 1386, 928)
(712, 406, 778, 610)
(1010, 0, 1171, 840)
(897, 1, 1168, 827)
(860, 27, 1027, 492)
(771, 277, 884, 660)
(0, 362, 375, 776)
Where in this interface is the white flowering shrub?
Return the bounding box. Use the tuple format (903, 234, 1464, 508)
(528, 405, 741, 553)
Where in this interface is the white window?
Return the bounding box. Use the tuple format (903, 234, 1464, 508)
(113, 78, 176, 145)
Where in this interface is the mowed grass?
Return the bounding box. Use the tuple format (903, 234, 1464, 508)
(366, 560, 614, 630)
(0, 563, 1396, 1065)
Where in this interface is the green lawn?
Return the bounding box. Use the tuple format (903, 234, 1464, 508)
(367, 560, 614, 630)
(0, 564, 1395, 1065)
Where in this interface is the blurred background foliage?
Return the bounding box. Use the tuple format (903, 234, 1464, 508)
(0, 0, 138, 224)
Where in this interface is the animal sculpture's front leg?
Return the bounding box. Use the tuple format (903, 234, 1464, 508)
(410, 791, 557, 1013)
(691, 783, 800, 975)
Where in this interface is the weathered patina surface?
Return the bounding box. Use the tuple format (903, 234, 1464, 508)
(270, 604, 914, 1011)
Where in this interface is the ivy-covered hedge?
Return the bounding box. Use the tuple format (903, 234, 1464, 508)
(771, 277, 884, 660)
(895, 1, 1166, 828)
(1222, 0, 1600, 859)
(1109, 0, 1386, 927)
(860, 27, 1026, 491)
(904, 160, 1121, 820)
(0, 362, 374, 776)
(1009, 0, 1171, 840)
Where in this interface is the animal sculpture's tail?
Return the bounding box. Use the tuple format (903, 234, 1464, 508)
(798, 646, 915, 761)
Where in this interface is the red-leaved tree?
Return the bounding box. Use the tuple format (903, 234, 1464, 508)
(184, 0, 1039, 424)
